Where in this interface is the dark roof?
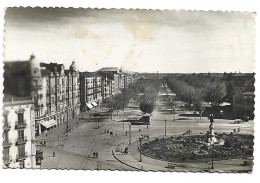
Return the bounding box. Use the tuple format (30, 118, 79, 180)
(97, 67, 120, 72)
(80, 72, 100, 78)
(40, 62, 64, 74)
(41, 69, 51, 76)
(4, 61, 29, 73)
(4, 61, 32, 100)
(96, 71, 115, 80)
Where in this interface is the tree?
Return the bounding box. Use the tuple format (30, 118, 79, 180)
(225, 82, 234, 102)
(205, 82, 226, 105)
(103, 97, 117, 120)
(194, 100, 204, 119)
(139, 101, 154, 114)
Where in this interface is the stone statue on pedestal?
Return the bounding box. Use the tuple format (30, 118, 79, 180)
(208, 114, 218, 145)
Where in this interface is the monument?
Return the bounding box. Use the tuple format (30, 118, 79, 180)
(207, 114, 218, 145)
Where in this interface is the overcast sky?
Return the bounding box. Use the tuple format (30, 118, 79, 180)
(4, 8, 255, 73)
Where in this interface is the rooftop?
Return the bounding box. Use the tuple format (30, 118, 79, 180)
(4, 61, 32, 99)
(80, 72, 100, 78)
(97, 67, 120, 72)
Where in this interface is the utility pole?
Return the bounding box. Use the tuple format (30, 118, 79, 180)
(139, 136, 143, 162)
(164, 117, 167, 136)
(128, 123, 131, 144)
(211, 149, 214, 169)
(123, 110, 124, 130)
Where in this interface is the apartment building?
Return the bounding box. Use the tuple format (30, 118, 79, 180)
(97, 67, 122, 94)
(36, 61, 80, 135)
(80, 72, 102, 111)
(232, 73, 255, 119)
(3, 60, 37, 168)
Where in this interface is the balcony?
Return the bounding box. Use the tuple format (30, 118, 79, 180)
(3, 140, 12, 147)
(15, 136, 27, 146)
(3, 123, 11, 131)
(15, 121, 27, 129)
(16, 152, 28, 161)
(3, 155, 12, 164)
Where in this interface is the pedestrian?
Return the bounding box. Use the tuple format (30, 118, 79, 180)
(98, 124, 101, 128)
(93, 152, 96, 158)
(139, 128, 141, 132)
(96, 152, 99, 158)
(53, 152, 55, 157)
(126, 131, 128, 136)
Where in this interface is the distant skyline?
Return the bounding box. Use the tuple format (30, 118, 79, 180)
(4, 8, 255, 73)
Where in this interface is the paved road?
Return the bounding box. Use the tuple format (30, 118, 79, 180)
(37, 84, 254, 172)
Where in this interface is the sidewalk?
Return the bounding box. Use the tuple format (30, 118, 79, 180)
(36, 106, 110, 143)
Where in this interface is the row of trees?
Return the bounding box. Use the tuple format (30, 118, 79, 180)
(166, 74, 226, 118)
(139, 79, 161, 114)
(103, 79, 161, 119)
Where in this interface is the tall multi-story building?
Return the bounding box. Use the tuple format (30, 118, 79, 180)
(232, 73, 255, 119)
(80, 72, 102, 111)
(3, 59, 37, 168)
(97, 67, 122, 94)
(36, 61, 80, 135)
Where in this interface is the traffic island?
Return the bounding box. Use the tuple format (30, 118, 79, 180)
(140, 134, 254, 172)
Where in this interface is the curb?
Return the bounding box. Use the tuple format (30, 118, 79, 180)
(112, 150, 144, 171)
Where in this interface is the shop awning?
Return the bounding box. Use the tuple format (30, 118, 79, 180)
(86, 103, 93, 109)
(41, 119, 57, 128)
(92, 102, 98, 107)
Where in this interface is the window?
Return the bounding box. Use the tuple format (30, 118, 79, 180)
(18, 144, 25, 157)
(34, 80, 38, 86)
(3, 131, 8, 142)
(18, 130, 24, 140)
(3, 114, 8, 126)
(3, 147, 10, 161)
(57, 85, 60, 92)
(18, 113, 24, 124)
(50, 87, 55, 94)
(19, 161, 25, 169)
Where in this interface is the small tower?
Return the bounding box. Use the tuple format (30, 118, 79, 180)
(70, 60, 77, 72)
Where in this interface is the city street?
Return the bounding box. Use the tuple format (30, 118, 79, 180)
(36, 84, 254, 172)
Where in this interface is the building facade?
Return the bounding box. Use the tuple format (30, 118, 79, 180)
(80, 72, 102, 111)
(3, 99, 36, 168)
(35, 61, 80, 135)
(232, 73, 255, 119)
(3, 58, 37, 168)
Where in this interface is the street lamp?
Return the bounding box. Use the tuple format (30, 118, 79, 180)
(220, 110, 223, 119)
(209, 145, 215, 170)
(139, 136, 143, 162)
(123, 116, 124, 130)
(123, 110, 124, 130)
(128, 123, 131, 144)
(164, 117, 167, 136)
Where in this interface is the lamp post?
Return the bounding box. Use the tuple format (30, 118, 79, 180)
(128, 123, 131, 144)
(139, 136, 143, 162)
(209, 145, 215, 170)
(123, 110, 124, 130)
(123, 117, 124, 130)
(164, 117, 167, 136)
(220, 110, 223, 119)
